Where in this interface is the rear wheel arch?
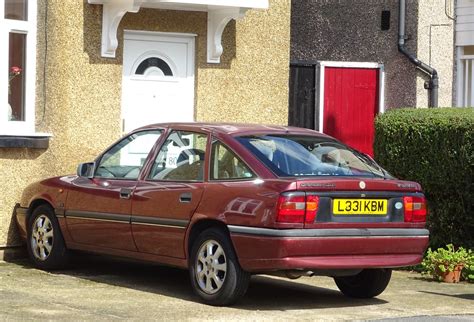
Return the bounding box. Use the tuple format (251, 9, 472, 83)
(186, 219, 233, 262)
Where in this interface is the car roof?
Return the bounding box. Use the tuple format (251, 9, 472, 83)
(135, 122, 332, 138)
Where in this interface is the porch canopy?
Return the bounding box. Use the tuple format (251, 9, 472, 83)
(88, 0, 269, 63)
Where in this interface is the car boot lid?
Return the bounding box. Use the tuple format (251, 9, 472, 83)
(295, 178, 422, 192)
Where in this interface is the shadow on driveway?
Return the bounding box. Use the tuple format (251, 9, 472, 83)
(240, 275, 386, 310)
(418, 290, 474, 301)
(10, 252, 387, 311)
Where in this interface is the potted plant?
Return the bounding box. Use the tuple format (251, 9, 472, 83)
(421, 244, 470, 283)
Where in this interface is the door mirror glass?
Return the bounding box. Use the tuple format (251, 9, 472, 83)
(77, 162, 95, 178)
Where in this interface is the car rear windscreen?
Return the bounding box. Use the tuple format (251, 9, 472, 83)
(236, 135, 388, 178)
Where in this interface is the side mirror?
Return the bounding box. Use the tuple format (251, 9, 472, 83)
(77, 162, 95, 179)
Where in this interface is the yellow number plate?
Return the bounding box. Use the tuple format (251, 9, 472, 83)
(333, 199, 387, 215)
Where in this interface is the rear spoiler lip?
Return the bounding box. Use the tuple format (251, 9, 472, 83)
(293, 178, 422, 193)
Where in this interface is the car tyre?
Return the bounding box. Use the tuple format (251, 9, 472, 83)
(27, 204, 69, 270)
(189, 228, 250, 306)
(334, 268, 392, 298)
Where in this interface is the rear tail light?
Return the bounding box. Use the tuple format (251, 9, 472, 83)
(277, 193, 319, 224)
(277, 194, 305, 223)
(305, 195, 319, 224)
(403, 196, 427, 222)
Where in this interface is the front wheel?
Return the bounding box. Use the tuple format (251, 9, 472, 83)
(189, 228, 250, 306)
(334, 268, 392, 298)
(27, 204, 69, 270)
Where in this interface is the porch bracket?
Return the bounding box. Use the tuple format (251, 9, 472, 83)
(88, 0, 268, 61)
(89, 0, 143, 58)
(207, 8, 247, 64)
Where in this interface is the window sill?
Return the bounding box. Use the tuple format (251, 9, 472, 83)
(0, 133, 51, 149)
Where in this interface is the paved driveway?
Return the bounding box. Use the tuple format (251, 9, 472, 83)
(0, 254, 473, 321)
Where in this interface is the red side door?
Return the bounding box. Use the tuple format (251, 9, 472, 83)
(66, 177, 137, 251)
(323, 67, 379, 156)
(65, 129, 163, 251)
(131, 130, 208, 259)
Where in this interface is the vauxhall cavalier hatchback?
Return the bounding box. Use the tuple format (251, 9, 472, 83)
(15, 123, 429, 305)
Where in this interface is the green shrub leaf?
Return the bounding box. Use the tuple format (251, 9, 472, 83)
(374, 108, 474, 248)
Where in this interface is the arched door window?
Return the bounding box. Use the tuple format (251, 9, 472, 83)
(135, 57, 173, 77)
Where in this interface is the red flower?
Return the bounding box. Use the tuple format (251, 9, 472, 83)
(8, 66, 23, 95)
(10, 66, 22, 75)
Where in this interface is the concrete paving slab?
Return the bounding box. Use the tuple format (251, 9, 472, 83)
(0, 254, 472, 321)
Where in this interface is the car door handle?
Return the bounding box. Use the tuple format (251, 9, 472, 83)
(120, 188, 133, 200)
(179, 192, 192, 203)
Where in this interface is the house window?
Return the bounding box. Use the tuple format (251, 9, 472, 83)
(1, 0, 37, 134)
(458, 46, 474, 107)
(5, 0, 27, 20)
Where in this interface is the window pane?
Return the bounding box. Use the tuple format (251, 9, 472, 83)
(149, 131, 207, 181)
(8, 32, 26, 121)
(237, 135, 389, 178)
(5, 0, 27, 20)
(135, 57, 173, 76)
(96, 130, 162, 179)
(464, 46, 474, 55)
(211, 142, 255, 180)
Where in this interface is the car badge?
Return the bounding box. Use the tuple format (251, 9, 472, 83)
(359, 181, 366, 189)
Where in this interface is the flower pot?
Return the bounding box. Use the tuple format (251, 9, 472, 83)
(437, 264, 464, 283)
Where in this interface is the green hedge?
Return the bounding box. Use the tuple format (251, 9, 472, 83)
(374, 108, 473, 248)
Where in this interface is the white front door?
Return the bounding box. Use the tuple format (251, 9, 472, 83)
(121, 31, 195, 133)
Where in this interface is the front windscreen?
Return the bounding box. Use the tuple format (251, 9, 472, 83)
(236, 135, 390, 178)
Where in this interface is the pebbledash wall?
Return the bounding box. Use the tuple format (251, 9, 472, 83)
(290, 0, 455, 108)
(0, 0, 291, 249)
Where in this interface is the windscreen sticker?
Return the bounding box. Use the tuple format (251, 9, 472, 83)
(165, 144, 182, 169)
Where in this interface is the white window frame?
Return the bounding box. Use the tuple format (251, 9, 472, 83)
(0, 0, 37, 135)
(456, 47, 474, 107)
(317, 61, 385, 133)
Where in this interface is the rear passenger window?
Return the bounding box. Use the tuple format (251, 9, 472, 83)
(211, 141, 255, 180)
(149, 131, 207, 181)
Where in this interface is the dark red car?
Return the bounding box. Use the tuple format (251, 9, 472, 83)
(15, 123, 429, 305)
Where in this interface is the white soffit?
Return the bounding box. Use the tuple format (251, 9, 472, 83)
(88, 0, 269, 63)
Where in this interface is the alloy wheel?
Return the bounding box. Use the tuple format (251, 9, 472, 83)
(195, 239, 227, 294)
(31, 215, 54, 261)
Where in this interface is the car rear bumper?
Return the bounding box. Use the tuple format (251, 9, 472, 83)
(228, 226, 429, 272)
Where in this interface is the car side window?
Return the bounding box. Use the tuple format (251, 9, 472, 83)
(149, 131, 207, 181)
(211, 141, 255, 180)
(95, 130, 162, 179)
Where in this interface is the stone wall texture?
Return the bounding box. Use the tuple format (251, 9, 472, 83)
(290, 0, 454, 109)
(0, 0, 291, 247)
(415, 0, 455, 107)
